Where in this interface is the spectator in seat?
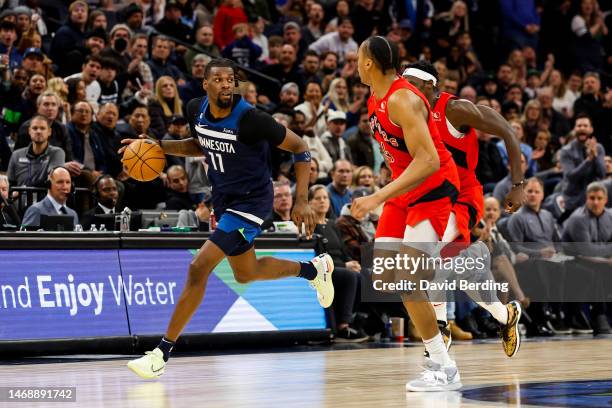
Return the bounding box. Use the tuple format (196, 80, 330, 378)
(573, 72, 605, 135)
(507, 177, 561, 336)
(149, 76, 183, 139)
(146, 35, 185, 85)
(165, 165, 194, 210)
(301, 2, 324, 46)
(308, 17, 358, 65)
(327, 159, 352, 218)
(18, 74, 47, 133)
(98, 57, 121, 106)
(283, 21, 308, 64)
(81, 175, 119, 229)
(0, 67, 29, 137)
(63, 27, 107, 77)
(21, 166, 78, 228)
(154, 0, 192, 44)
(184, 25, 220, 70)
(221, 22, 262, 68)
(64, 54, 103, 107)
(67, 101, 111, 180)
(347, 108, 375, 170)
(0, 21, 21, 70)
(294, 80, 328, 138)
(562, 181, 611, 334)
(91, 103, 123, 178)
(50, 0, 89, 77)
(8, 115, 65, 188)
(559, 113, 606, 219)
(298, 50, 321, 86)
(0, 174, 19, 226)
(262, 181, 296, 231)
(481, 196, 530, 308)
(117, 105, 156, 140)
(213, 0, 248, 50)
(275, 82, 300, 115)
(336, 187, 376, 259)
(162, 115, 190, 168)
(21, 47, 45, 76)
(179, 54, 209, 106)
(262, 44, 304, 103)
(15, 91, 73, 161)
(309, 184, 367, 342)
(538, 86, 571, 143)
(322, 110, 352, 163)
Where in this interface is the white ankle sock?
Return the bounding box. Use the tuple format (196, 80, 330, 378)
(423, 333, 453, 366)
(431, 302, 447, 324)
(477, 302, 508, 325)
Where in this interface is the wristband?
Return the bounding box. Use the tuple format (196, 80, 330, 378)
(293, 151, 312, 163)
(512, 179, 525, 189)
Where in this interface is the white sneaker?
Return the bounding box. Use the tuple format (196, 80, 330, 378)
(406, 362, 462, 392)
(308, 254, 334, 308)
(127, 348, 166, 379)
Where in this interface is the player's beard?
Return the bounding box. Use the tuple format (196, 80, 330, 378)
(216, 94, 233, 109)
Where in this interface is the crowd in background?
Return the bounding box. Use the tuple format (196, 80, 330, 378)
(0, 0, 610, 342)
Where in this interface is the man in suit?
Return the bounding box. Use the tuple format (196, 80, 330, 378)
(22, 167, 79, 228)
(80, 175, 119, 229)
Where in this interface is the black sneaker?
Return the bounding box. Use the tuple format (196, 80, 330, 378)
(458, 315, 487, 339)
(335, 327, 368, 343)
(548, 318, 571, 335)
(591, 314, 611, 335)
(570, 312, 593, 334)
(476, 314, 500, 337)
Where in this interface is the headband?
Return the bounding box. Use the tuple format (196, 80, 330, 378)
(402, 68, 437, 86)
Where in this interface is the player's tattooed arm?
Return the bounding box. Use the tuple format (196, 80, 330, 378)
(159, 139, 205, 157)
(119, 136, 204, 157)
(448, 99, 524, 213)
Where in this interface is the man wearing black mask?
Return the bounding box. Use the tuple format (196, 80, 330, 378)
(100, 24, 133, 96)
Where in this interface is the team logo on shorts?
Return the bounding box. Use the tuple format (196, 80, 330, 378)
(433, 111, 442, 121)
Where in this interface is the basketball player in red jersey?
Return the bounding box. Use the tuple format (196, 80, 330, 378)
(351, 36, 462, 391)
(403, 61, 525, 359)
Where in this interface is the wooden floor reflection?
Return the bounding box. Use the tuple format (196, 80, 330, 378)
(1, 337, 610, 408)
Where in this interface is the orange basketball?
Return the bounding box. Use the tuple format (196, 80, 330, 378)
(122, 139, 166, 182)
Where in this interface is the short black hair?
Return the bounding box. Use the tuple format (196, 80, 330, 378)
(100, 57, 120, 71)
(204, 58, 235, 79)
(337, 16, 352, 27)
(364, 36, 400, 73)
(303, 49, 319, 59)
(575, 112, 592, 124)
(84, 54, 103, 66)
(405, 60, 439, 84)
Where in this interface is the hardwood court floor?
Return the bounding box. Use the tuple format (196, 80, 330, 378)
(0, 337, 610, 408)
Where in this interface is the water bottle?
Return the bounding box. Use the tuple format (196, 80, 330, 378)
(99, 224, 107, 232)
(74, 224, 83, 232)
(90, 224, 98, 232)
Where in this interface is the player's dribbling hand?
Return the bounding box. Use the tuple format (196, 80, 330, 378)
(118, 134, 154, 154)
(504, 185, 525, 214)
(351, 195, 381, 220)
(292, 200, 316, 239)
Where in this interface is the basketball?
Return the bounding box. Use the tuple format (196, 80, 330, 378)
(122, 139, 166, 182)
